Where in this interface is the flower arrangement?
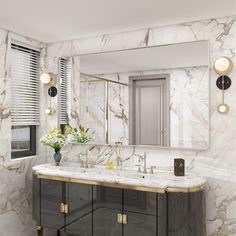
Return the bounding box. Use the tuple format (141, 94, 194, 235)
(40, 128, 66, 153)
(65, 124, 93, 143)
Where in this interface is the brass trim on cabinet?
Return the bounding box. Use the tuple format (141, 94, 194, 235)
(166, 184, 205, 193)
(34, 172, 205, 193)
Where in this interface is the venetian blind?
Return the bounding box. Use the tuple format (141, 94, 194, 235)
(11, 43, 40, 126)
(59, 58, 71, 124)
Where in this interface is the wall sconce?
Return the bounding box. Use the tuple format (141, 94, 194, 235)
(45, 107, 56, 115)
(214, 57, 233, 75)
(40, 72, 57, 85)
(214, 57, 233, 115)
(41, 72, 58, 115)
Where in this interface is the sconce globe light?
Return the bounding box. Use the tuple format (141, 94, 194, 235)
(40, 72, 57, 85)
(45, 107, 55, 115)
(214, 57, 233, 75)
(217, 104, 229, 114)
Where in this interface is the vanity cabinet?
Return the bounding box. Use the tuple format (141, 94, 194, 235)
(33, 175, 205, 236)
(33, 177, 93, 235)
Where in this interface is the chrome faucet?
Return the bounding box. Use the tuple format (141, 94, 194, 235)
(138, 152, 147, 174)
(137, 153, 157, 174)
(79, 150, 91, 168)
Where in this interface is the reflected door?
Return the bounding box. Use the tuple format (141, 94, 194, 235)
(129, 75, 170, 146)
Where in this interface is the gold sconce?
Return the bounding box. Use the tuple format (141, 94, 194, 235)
(45, 107, 56, 115)
(40, 72, 58, 115)
(40, 72, 57, 85)
(214, 57, 233, 114)
(214, 57, 233, 75)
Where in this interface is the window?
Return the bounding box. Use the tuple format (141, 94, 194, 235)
(59, 58, 71, 132)
(11, 43, 40, 159)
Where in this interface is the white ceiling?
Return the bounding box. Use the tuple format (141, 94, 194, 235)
(0, 0, 235, 43)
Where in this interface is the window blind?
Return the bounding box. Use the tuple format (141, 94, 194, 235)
(11, 43, 40, 126)
(59, 58, 71, 124)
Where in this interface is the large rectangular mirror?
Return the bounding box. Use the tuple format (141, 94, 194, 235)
(77, 41, 209, 149)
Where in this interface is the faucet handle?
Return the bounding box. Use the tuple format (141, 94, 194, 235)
(135, 164, 141, 173)
(79, 160, 84, 168)
(90, 160, 95, 168)
(149, 166, 157, 174)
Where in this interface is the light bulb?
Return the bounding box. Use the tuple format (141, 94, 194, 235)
(217, 104, 229, 114)
(214, 57, 233, 75)
(40, 73, 51, 84)
(45, 107, 55, 115)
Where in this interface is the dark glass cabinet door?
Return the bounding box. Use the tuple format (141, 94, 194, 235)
(93, 186, 122, 236)
(123, 212, 156, 236)
(41, 179, 65, 229)
(63, 183, 93, 236)
(123, 189, 157, 236)
(168, 192, 206, 236)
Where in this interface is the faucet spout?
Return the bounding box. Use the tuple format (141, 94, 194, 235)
(143, 152, 147, 174)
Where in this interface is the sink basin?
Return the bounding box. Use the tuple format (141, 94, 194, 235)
(116, 170, 150, 180)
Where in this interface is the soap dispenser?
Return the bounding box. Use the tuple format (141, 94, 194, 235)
(174, 158, 185, 176)
(115, 141, 123, 170)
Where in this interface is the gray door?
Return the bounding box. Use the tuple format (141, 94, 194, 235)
(129, 75, 170, 146)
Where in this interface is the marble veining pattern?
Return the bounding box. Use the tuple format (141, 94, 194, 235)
(0, 15, 234, 236)
(80, 65, 209, 149)
(46, 15, 236, 236)
(33, 162, 207, 191)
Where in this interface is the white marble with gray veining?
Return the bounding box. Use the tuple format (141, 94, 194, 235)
(0, 15, 234, 236)
(33, 162, 206, 191)
(46, 15, 236, 236)
(80, 65, 209, 149)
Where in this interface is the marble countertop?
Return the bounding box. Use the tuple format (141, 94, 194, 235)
(33, 162, 207, 193)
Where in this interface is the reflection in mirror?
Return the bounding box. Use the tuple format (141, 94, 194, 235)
(78, 41, 209, 149)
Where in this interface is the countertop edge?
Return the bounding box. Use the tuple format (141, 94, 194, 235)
(33, 171, 206, 194)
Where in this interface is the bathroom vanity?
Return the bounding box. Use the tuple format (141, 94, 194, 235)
(32, 163, 206, 236)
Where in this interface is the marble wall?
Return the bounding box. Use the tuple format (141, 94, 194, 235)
(47, 15, 236, 236)
(0, 14, 234, 236)
(0, 31, 59, 236)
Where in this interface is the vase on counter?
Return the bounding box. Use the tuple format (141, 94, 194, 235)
(54, 151, 62, 166)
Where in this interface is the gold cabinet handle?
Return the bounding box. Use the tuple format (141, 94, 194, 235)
(117, 213, 123, 224)
(59, 203, 69, 214)
(122, 214, 128, 224)
(64, 204, 69, 214)
(117, 213, 128, 224)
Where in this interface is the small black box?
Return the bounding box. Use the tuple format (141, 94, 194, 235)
(174, 158, 185, 176)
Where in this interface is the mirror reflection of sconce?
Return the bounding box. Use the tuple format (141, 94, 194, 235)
(40, 72, 57, 85)
(214, 57, 233, 114)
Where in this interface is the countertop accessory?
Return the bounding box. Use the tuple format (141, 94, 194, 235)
(40, 128, 66, 166)
(174, 158, 185, 176)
